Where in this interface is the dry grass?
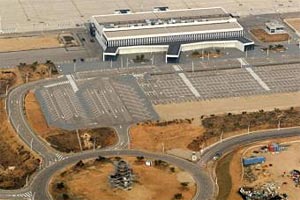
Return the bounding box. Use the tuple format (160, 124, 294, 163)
(284, 18, 300, 35)
(18, 62, 57, 83)
(0, 100, 39, 189)
(130, 119, 204, 152)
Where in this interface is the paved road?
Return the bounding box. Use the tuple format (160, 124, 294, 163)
(200, 127, 300, 164)
(3, 75, 300, 200)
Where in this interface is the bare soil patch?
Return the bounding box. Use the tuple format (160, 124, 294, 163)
(154, 92, 300, 121)
(285, 18, 300, 35)
(0, 100, 39, 189)
(250, 28, 290, 42)
(50, 156, 196, 200)
(130, 119, 203, 152)
(25, 92, 117, 153)
(0, 35, 62, 52)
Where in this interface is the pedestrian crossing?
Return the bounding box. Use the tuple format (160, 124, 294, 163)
(14, 191, 32, 198)
(55, 153, 67, 161)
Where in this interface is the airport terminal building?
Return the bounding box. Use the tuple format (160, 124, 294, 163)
(90, 7, 254, 63)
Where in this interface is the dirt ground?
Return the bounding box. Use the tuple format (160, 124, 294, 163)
(0, 100, 39, 189)
(0, 35, 62, 52)
(50, 157, 196, 200)
(154, 92, 300, 121)
(130, 119, 204, 152)
(225, 137, 300, 200)
(250, 28, 290, 42)
(25, 92, 117, 153)
(285, 18, 300, 35)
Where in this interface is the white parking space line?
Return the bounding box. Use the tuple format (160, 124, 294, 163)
(237, 58, 249, 66)
(173, 65, 201, 98)
(237, 58, 270, 91)
(245, 67, 270, 91)
(44, 81, 69, 88)
(66, 74, 79, 93)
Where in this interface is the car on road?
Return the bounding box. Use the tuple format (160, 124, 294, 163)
(213, 152, 222, 160)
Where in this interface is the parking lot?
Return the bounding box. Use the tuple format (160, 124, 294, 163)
(35, 74, 158, 130)
(137, 63, 300, 104)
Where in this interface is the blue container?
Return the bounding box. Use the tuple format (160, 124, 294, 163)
(243, 156, 266, 166)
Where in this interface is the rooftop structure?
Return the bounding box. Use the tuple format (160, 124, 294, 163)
(266, 21, 285, 34)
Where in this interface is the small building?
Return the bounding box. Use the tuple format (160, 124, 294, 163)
(266, 21, 285, 34)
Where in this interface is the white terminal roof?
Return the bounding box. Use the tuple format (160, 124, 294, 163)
(93, 7, 228, 25)
(104, 22, 242, 40)
(92, 7, 244, 41)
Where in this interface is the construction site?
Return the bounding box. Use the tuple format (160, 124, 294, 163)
(217, 139, 300, 200)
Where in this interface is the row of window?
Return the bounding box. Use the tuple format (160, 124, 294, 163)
(105, 30, 244, 47)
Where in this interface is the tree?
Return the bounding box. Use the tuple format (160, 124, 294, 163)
(135, 55, 140, 61)
(140, 54, 145, 60)
(62, 193, 69, 200)
(174, 193, 183, 200)
(56, 182, 65, 189)
(136, 156, 144, 162)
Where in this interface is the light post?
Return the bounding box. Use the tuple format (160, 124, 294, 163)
(73, 59, 76, 73)
(30, 138, 33, 150)
(220, 130, 224, 142)
(192, 60, 194, 73)
(247, 123, 250, 134)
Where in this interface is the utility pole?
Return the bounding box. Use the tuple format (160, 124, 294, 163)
(126, 57, 129, 68)
(76, 129, 83, 152)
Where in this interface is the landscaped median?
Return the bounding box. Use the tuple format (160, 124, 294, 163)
(50, 156, 196, 200)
